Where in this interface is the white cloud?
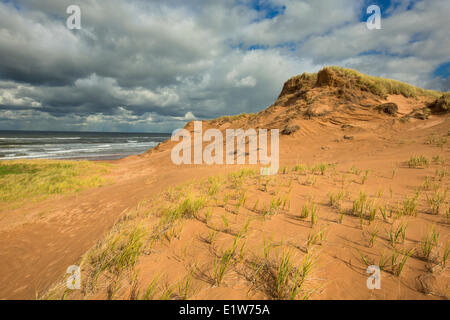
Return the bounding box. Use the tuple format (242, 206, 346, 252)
(184, 111, 196, 121)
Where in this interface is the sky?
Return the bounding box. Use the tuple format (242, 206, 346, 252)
(0, 0, 449, 133)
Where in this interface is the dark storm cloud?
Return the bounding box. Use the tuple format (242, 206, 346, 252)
(0, 0, 448, 132)
(0, 0, 219, 87)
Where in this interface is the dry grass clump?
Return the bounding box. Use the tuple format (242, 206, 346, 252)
(279, 72, 318, 97)
(274, 250, 315, 300)
(426, 189, 447, 215)
(428, 92, 450, 113)
(289, 72, 318, 83)
(329, 190, 345, 209)
(407, 155, 429, 168)
(421, 226, 440, 261)
(358, 247, 414, 277)
(213, 234, 243, 286)
(328, 66, 442, 99)
(249, 248, 316, 300)
(287, 72, 318, 90)
(351, 191, 377, 226)
(211, 112, 255, 123)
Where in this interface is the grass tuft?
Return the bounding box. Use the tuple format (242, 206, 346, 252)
(407, 155, 429, 168)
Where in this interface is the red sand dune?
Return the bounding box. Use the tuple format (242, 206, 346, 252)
(0, 67, 448, 300)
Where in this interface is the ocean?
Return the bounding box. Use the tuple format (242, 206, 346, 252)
(0, 131, 171, 160)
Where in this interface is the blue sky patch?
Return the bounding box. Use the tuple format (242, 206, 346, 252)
(359, 0, 418, 22)
(244, 0, 286, 21)
(1, 0, 20, 10)
(433, 61, 450, 79)
(248, 44, 270, 51)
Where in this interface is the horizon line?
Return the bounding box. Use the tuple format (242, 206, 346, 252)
(0, 129, 172, 135)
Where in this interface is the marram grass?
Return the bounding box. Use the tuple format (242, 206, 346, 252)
(328, 66, 442, 99)
(0, 160, 111, 209)
(284, 66, 443, 99)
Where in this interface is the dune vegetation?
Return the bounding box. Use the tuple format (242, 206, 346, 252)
(0, 160, 111, 210)
(327, 66, 443, 99)
(43, 150, 449, 300)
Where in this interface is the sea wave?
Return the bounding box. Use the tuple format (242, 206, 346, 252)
(0, 137, 81, 140)
(0, 133, 161, 160)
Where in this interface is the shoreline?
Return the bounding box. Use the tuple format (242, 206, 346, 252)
(0, 151, 150, 162)
(0, 131, 169, 162)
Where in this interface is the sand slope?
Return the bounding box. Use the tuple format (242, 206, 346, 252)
(0, 67, 448, 300)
